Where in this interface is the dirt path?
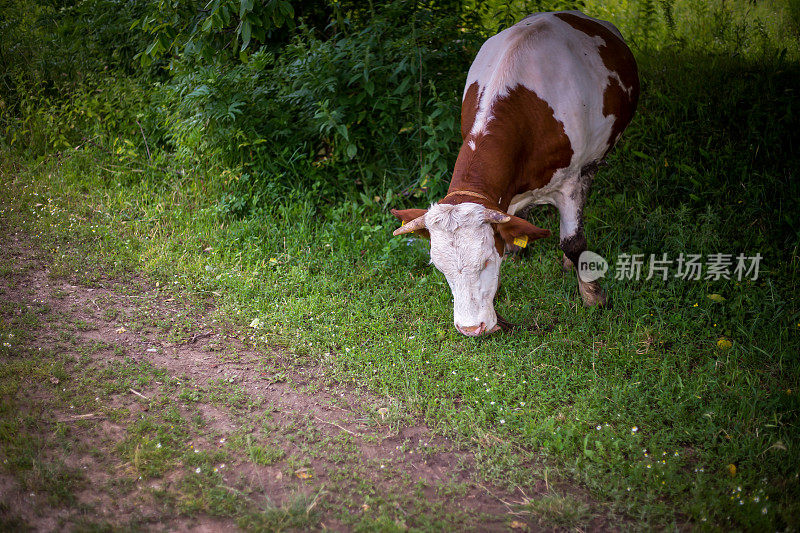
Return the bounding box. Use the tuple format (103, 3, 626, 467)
(0, 231, 571, 531)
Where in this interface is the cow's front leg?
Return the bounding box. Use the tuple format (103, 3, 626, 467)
(561, 252, 575, 272)
(557, 180, 607, 307)
(560, 230, 607, 306)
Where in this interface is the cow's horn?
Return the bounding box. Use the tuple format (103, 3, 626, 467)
(484, 209, 511, 224)
(393, 215, 427, 235)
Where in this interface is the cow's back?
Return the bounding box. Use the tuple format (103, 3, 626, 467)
(459, 11, 638, 195)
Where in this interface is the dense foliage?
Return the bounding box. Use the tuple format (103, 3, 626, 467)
(2, 0, 799, 529)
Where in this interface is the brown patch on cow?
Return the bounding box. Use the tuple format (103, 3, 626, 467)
(461, 82, 480, 141)
(602, 77, 637, 153)
(493, 234, 504, 258)
(495, 215, 551, 249)
(446, 85, 573, 214)
(554, 12, 639, 153)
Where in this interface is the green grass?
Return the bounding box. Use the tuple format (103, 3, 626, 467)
(527, 492, 592, 528)
(2, 4, 799, 529)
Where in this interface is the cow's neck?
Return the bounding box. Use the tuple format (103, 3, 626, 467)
(441, 135, 519, 212)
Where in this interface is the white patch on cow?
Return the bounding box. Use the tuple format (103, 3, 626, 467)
(507, 171, 585, 240)
(464, 10, 629, 195)
(507, 167, 573, 215)
(424, 203, 502, 331)
(467, 139, 476, 151)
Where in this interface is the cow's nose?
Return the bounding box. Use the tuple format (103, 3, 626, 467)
(456, 322, 486, 337)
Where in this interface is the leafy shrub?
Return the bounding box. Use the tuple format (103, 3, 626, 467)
(161, 1, 479, 214)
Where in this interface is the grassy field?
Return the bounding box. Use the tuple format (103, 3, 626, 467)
(2, 0, 800, 530)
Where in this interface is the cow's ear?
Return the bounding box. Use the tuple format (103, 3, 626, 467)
(495, 215, 550, 249)
(391, 208, 430, 239)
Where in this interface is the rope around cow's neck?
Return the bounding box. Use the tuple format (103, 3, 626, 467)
(442, 189, 496, 205)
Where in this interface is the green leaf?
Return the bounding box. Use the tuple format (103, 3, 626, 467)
(144, 38, 161, 56)
(393, 76, 412, 95)
(139, 52, 152, 69)
(239, 0, 254, 18)
(707, 294, 726, 303)
(158, 35, 170, 52)
(240, 20, 251, 51)
(346, 143, 357, 159)
(221, 4, 231, 25)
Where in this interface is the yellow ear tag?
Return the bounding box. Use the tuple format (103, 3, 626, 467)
(401, 220, 406, 226)
(513, 235, 528, 248)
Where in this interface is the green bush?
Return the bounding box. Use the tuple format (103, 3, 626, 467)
(156, 2, 482, 215)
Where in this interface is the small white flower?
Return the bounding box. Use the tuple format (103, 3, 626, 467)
(631, 426, 639, 433)
(596, 425, 602, 430)
(195, 467, 201, 473)
(500, 419, 505, 424)
(156, 443, 162, 449)
(762, 507, 768, 514)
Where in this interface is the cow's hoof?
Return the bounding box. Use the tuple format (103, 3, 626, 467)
(561, 253, 575, 272)
(579, 281, 608, 307)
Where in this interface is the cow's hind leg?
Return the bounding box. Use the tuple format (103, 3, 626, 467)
(557, 167, 607, 307)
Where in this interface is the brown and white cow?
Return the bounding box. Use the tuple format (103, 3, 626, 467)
(391, 11, 639, 336)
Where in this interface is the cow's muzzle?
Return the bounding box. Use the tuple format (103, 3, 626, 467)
(455, 322, 501, 337)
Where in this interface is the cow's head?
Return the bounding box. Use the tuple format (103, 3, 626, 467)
(392, 203, 550, 336)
